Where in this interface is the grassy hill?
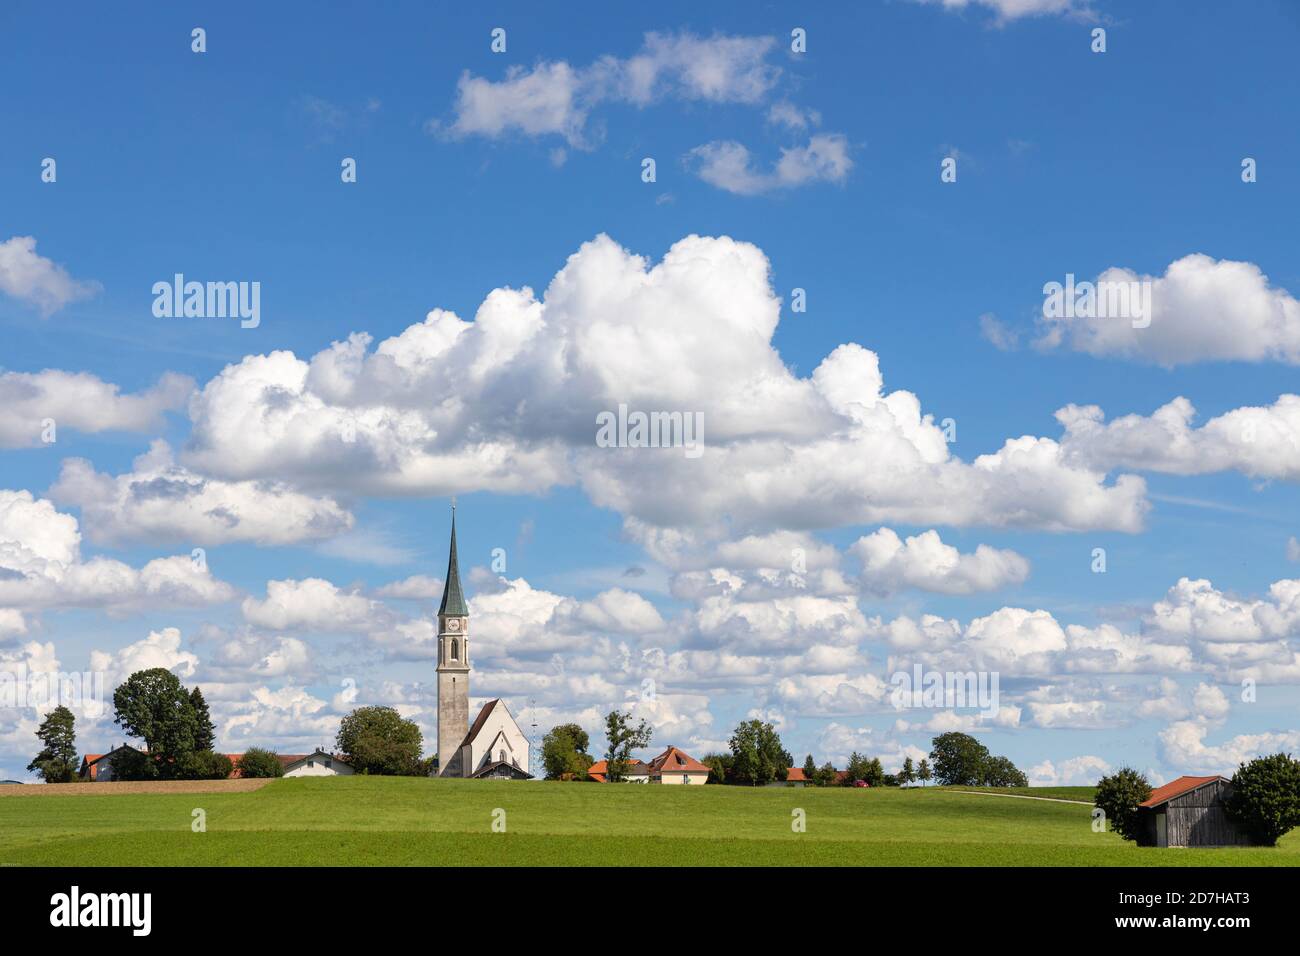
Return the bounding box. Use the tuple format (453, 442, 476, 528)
(3, 777, 1297, 866)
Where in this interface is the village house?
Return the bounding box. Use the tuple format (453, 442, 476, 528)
(588, 747, 709, 784)
(78, 745, 353, 781)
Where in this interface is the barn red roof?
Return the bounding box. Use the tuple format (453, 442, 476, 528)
(1139, 775, 1225, 808)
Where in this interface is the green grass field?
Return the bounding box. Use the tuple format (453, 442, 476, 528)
(3, 777, 1297, 866)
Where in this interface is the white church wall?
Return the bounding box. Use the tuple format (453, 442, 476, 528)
(464, 700, 531, 777)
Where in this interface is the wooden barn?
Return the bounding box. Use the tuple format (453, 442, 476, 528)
(1138, 775, 1255, 847)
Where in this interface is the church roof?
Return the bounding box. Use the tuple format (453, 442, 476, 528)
(458, 698, 502, 751)
(438, 510, 468, 617)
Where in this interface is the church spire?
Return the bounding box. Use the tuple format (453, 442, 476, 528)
(439, 503, 468, 618)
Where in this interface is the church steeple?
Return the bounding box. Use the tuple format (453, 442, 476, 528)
(435, 502, 471, 777)
(438, 505, 468, 618)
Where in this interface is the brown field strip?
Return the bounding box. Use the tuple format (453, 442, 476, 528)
(0, 779, 272, 797)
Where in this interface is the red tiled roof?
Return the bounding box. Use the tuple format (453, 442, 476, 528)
(785, 767, 852, 783)
(648, 746, 710, 775)
(587, 757, 642, 782)
(1140, 775, 1225, 808)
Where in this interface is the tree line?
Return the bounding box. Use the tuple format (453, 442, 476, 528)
(541, 718, 1028, 790)
(26, 666, 438, 782)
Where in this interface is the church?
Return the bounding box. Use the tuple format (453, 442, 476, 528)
(433, 509, 533, 780)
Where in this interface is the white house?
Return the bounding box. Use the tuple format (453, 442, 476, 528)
(280, 749, 353, 777)
(588, 747, 710, 784)
(78, 744, 144, 781)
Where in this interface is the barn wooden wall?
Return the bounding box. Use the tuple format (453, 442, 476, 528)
(1163, 780, 1253, 847)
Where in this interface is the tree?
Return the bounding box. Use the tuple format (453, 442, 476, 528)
(190, 687, 215, 752)
(728, 719, 792, 787)
(813, 762, 838, 788)
(27, 706, 77, 783)
(111, 746, 157, 782)
(603, 710, 652, 782)
(917, 758, 932, 787)
(1225, 752, 1300, 846)
(1094, 767, 1153, 843)
(336, 706, 424, 775)
(237, 748, 285, 779)
(802, 753, 816, 781)
(112, 668, 199, 779)
(701, 752, 733, 784)
(983, 755, 1029, 788)
(900, 756, 916, 788)
(846, 752, 871, 784)
(542, 723, 595, 780)
(862, 757, 885, 788)
(179, 750, 233, 780)
(929, 732, 991, 786)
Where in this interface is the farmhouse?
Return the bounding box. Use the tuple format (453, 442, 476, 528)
(1138, 775, 1254, 847)
(78, 744, 143, 781)
(588, 747, 709, 784)
(277, 749, 353, 777)
(78, 746, 353, 780)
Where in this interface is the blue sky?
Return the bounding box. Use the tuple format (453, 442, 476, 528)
(3, 0, 1300, 784)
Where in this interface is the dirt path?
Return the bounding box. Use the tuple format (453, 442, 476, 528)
(951, 789, 1091, 805)
(0, 779, 272, 797)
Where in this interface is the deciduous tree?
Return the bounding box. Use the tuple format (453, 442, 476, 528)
(603, 710, 652, 782)
(336, 706, 425, 775)
(1226, 752, 1300, 846)
(542, 723, 595, 780)
(1094, 767, 1153, 843)
(729, 719, 791, 787)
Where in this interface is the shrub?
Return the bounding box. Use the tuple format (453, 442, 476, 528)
(1094, 767, 1152, 843)
(1225, 753, 1300, 846)
(237, 748, 285, 779)
(179, 750, 233, 780)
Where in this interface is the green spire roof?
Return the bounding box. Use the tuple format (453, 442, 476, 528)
(439, 509, 468, 617)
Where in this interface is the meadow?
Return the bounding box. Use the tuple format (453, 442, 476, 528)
(2, 777, 1296, 866)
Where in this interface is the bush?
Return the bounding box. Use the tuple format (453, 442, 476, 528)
(237, 748, 285, 779)
(109, 747, 157, 782)
(179, 750, 233, 780)
(1094, 767, 1152, 843)
(1225, 752, 1300, 846)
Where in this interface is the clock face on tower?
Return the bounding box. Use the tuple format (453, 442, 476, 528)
(447, 618, 461, 632)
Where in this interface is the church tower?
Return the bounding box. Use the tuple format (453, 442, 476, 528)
(435, 506, 470, 777)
